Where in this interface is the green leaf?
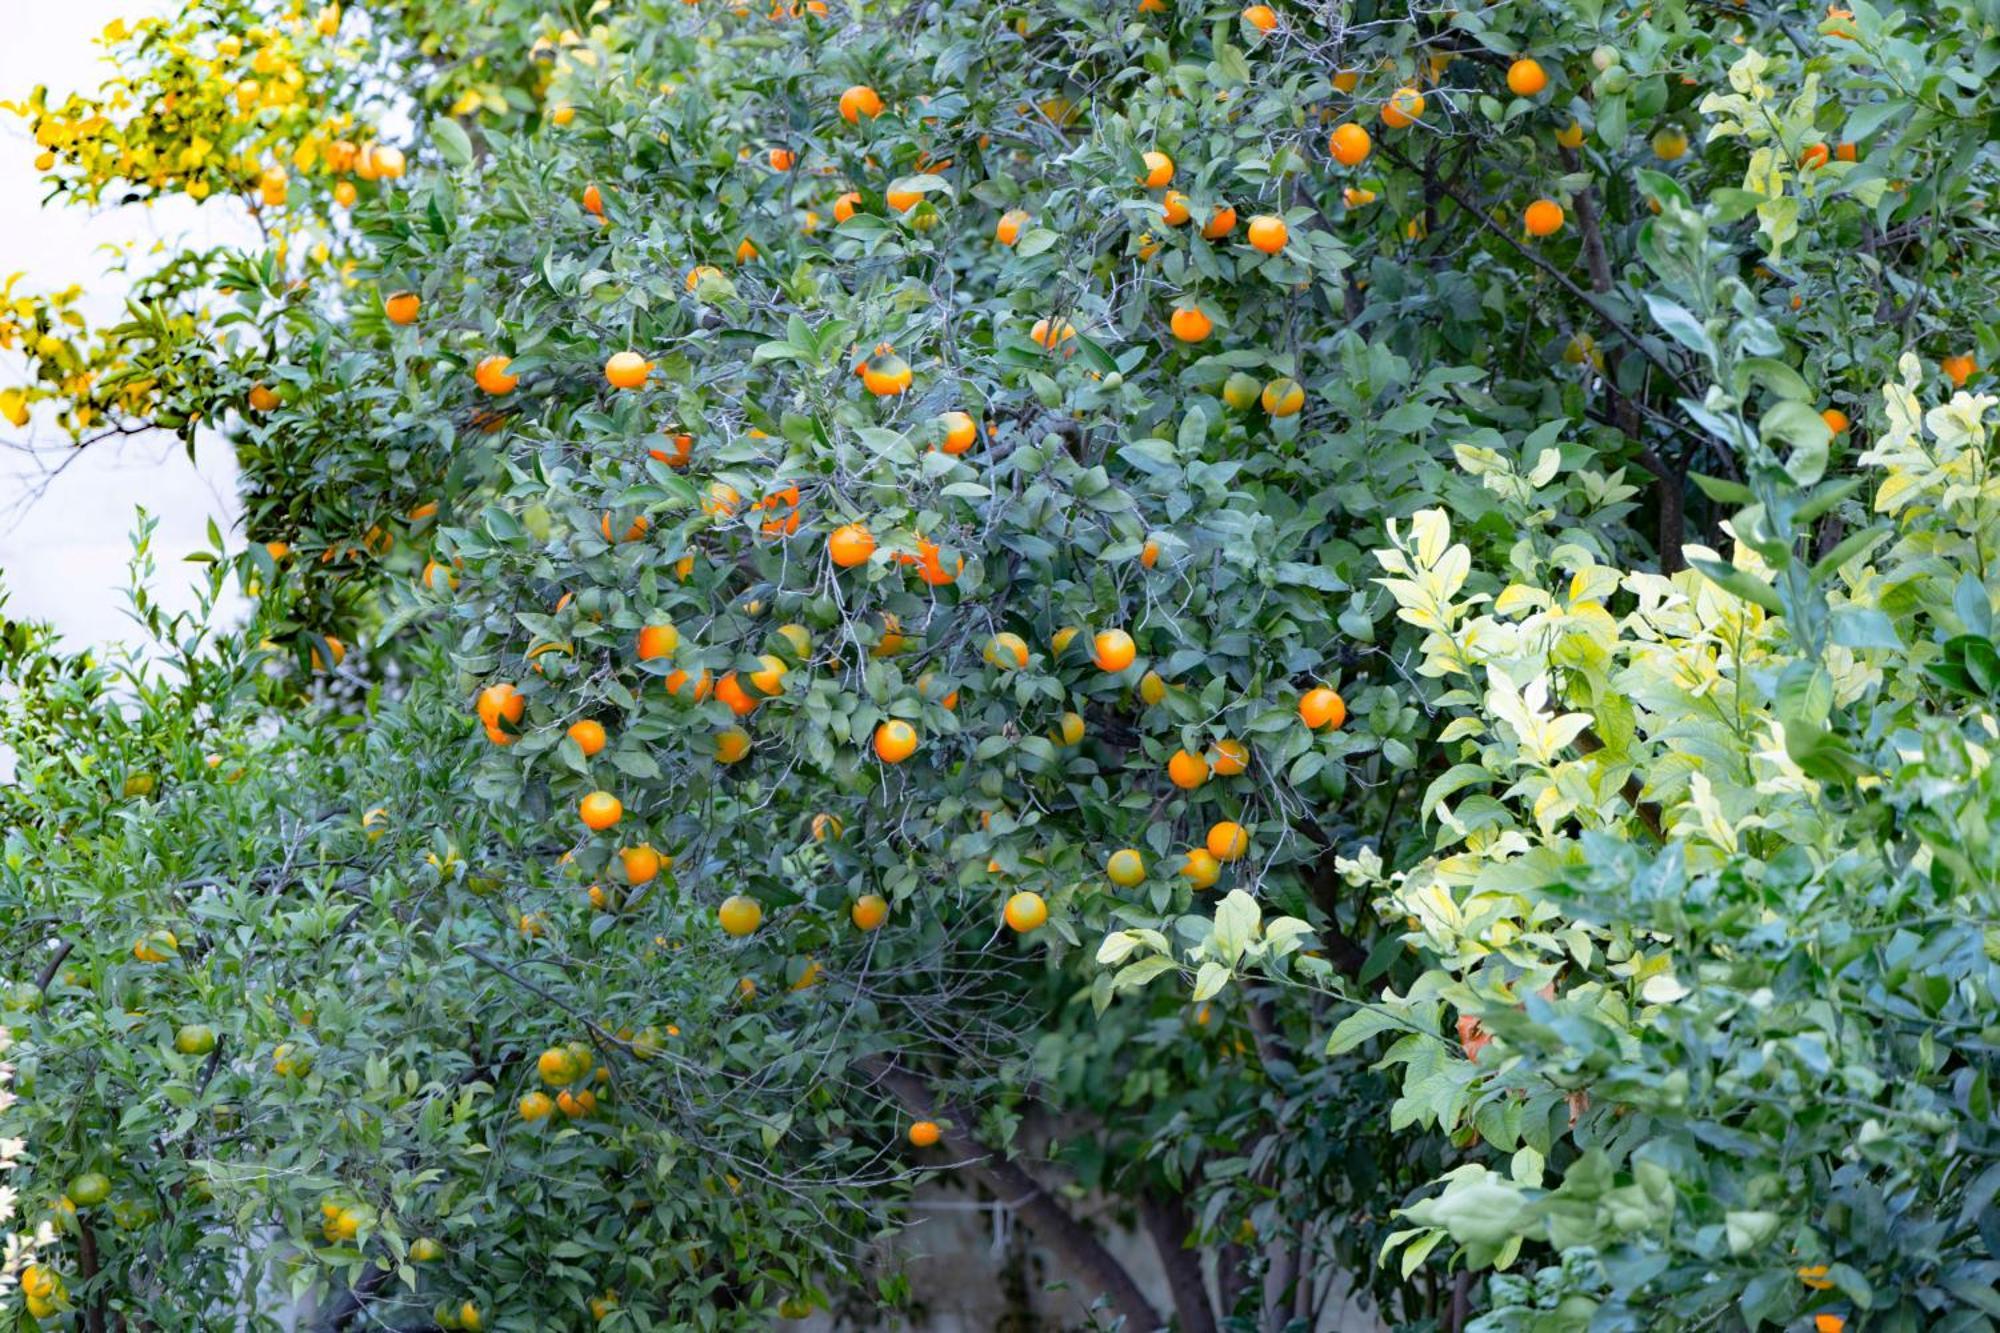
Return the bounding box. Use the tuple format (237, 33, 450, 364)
(431, 116, 474, 168)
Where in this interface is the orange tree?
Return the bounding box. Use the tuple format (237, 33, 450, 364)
(6, 0, 2000, 1330)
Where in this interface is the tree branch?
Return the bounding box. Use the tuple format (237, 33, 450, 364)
(1139, 1192, 1216, 1333)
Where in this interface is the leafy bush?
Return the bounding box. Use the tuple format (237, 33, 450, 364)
(3, 0, 1999, 1330)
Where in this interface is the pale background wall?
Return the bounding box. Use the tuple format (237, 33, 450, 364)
(0, 0, 247, 650)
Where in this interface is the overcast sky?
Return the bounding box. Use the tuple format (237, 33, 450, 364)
(0, 0, 251, 651)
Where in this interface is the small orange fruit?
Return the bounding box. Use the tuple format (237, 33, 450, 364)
(839, 85, 884, 123)
(874, 719, 919, 764)
(852, 894, 890, 931)
(1169, 305, 1213, 342)
(1202, 205, 1238, 239)
(519, 1091, 555, 1122)
(985, 632, 1030, 669)
(637, 623, 680, 660)
(1092, 628, 1137, 672)
(383, 291, 420, 325)
(718, 895, 763, 936)
(715, 673, 759, 717)
(580, 791, 623, 831)
(1835, 141, 1858, 162)
(1261, 377, 1305, 417)
(861, 351, 913, 396)
(1505, 58, 1548, 97)
(567, 719, 607, 756)
(834, 191, 863, 223)
(768, 146, 795, 171)
(1328, 123, 1371, 166)
(474, 355, 518, 395)
(478, 682, 526, 730)
(995, 209, 1029, 244)
(1003, 890, 1048, 932)
(1241, 4, 1277, 31)
(1800, 143, 1830, 170)
(715, 728, 752, 763)
(582, 183, 604, 216)
(908, 1120, 942, 1147)
(1161, 190, 1192, 225)
(1380, 86, 1426, 129)
(1030, 317, 1077, 351)
(1206, 820, 1249, 862)
(1942, 353, 1978, 388)
(620, 844, 664, 885)
(1139, 150, 1174, 189)
(1106, 848, 1146, 886)
(938, 411, 978, 454)
(1210, 738, 1249, 775)
(1299, 686, 1346, 729)
(829, 523, 877, 568)
(1556, 121, 1586, 149)
(1524, 199, 1565, 237)
(605, 351, 652, 389)
(1247, 214, 1288, 254)
(1180, 848, 1222, 889)
(1167, 749, 1210, 790)
(1821, 408, 1850, 434)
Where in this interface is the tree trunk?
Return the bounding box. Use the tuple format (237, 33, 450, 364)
(864, 1061, 1163, 1331)
(1140, 1193, 1217, 1333)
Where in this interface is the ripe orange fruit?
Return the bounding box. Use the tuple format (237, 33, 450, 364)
(477, 682, 526, 730)
(637, 624, 680, 660)
(384, 291, 420, 325)
(247, 382, 280, 413)
(1168, 749, 1210, 790)
(567, 719, 607, 756)
(1210, 738, 1249, 776)
(1652, 127, 1688, 161)
(718, 895, 763, 936)
(886, 186, 921, 213)
(1261, 377, 1305, 417)
(1030, 317, 1077, 351)
(1106, 848, 1146, 886)
(839, 85, 884, 123)
(685, 264, 723, 292)
(605, 351, 652, 389)
(938, 411, 978, 454)
(1800, 143, 1830, 170)
(812, 812, 845, 841)
(1139, 150, 1174, 188)
(650, 431, 694, 467)
(1206, 820, 1249, 862)
(1942, 353, 1978, 388)
(715, 728, 752, 763)
(834, 191, 863, 223)
(1380, 86, 1426, 129)
(1524, 199, 1565, 237)
(582, 183, 604, 216)
(829, 523, 877, 568)
(873, 719, 919, 764)
(474, 355, 518, 395)
(1092, 628, 1137, 672)
(538, 1045, 581, 1086)
(1556, 121, 1586, 149)
(1328, 123, 1371, 166)
(1180, 848, 1222, 889)
(861, 351, 913, 396)
(1241, 4, 1277, 31)
(519, 1091, 555, 1122)
(749, 654, 788, 696)
(995, 209, 1029, 245)
(1003, 890, 1048, 932)
(768, 146, 795, 171)
(1247, 215, 1288, 254)
(621, 845, 664, 885)
(852, 894, 889, 931)
(985, 632, 1030, 669)
(1138, 669, 1167, 705)
(579, 791, 623, 831)
(715, 673, 759, 717)
(1821, 408, 1850, 434)
(1299, 686, 1346, 730)
(1056, 711, 1085, 744)
(1161, 190, 1192, 225)
(1202, 205, 1238, 239)
(1170, 305, 1213, 342)
(557, 1089, 596, 1118)
(1835, 141, 1858, 162)
(1506, 58, 1548, 97)
(908, 1120, 942, 1147)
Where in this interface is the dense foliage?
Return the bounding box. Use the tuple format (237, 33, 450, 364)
(4, 0, 1999, 1330)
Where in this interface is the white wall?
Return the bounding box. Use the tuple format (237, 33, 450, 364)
(0, 0, 249, 651)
